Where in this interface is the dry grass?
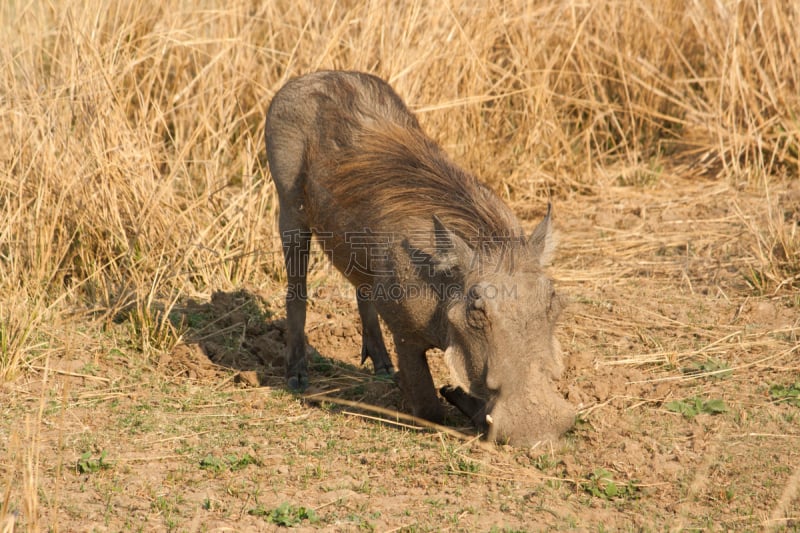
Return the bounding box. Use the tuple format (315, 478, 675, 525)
(1, 0, 798, 360)
(1, 0, 799, 530)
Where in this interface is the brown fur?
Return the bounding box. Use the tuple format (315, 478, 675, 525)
(265, 70, 575, 445)
(307, 120, 522, 244)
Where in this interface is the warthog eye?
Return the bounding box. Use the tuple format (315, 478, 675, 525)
(466, 285, 485, 310)
(547, 283, 563, 317)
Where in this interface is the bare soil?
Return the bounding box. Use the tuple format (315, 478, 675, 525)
(2, 174, 798, 532)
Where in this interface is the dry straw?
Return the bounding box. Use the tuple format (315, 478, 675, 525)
(1, 0, 797, 375)
(0, 1, 798, 527)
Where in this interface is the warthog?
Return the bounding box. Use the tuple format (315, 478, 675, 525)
(265, 71, 575, 445)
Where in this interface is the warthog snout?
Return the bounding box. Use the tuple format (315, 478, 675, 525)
(485, 389, 576, 447)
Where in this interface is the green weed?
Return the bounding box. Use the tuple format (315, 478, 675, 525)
(664, 397, 728, 419)
(199, 453, 260, 473)
(248, 502, 319, 526)
(769, 382, 800, 407)
(581, 468, 640, 500)
(682, 358, 732, 379)
(531, 454, 558, 471)
(447, 457, 480, 475)
(76, 451, 113, 474)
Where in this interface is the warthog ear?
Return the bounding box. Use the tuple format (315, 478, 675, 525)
(432, 215, 473, 275)
(528, 203, 556, 266)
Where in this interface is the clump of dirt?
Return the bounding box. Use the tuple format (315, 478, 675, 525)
(165, 290, 287, 385)
(158, 343, 221, 380)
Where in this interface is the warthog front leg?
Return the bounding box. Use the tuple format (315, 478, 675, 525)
(440, 386, 489, 433)
(394, 337, 444, 424)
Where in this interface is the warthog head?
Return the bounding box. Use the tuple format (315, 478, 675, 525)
(434, 208, 575, 446)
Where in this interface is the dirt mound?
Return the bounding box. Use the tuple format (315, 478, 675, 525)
(162, 290, 286, 385)
(163, 289, 415, 419)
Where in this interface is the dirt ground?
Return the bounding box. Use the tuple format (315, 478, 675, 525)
(3, 0, 800, 530)
(2, 174, 799, 532)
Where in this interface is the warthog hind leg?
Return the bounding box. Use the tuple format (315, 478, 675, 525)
(356, 287, 395, 376)
(280, 219, 311, 391)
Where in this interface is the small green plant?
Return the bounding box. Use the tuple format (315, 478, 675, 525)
(151, 494, 183, 530)
(346, 513, 376, 531)
(199, 455, 225, 473)
(152, 495, 171, 512)
(447, 457, 480, 474)
(248, 502, 319, 526)
(531, 453, 558, 471)
(76, 451, 113, 474)
(200, 453, 260, 473)
(743, 268, 768, 295)
(664, 397, 728, 419)
(228, 453, 259, 471)
(569, 415, 590, 433)
(581, 468, 640, 500)
(682, 358, 732, 379)
(769, 382, 800, 407)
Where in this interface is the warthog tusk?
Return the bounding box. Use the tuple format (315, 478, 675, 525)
(485, 414, 493, 425)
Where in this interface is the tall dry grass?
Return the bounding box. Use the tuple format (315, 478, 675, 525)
(1, 0, 798, 379)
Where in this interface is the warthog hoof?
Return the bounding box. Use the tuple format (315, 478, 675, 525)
(374, 364, 396, 378)
(287, 374, 309, 392)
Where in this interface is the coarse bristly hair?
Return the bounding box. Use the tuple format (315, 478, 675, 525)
(307, 118, 524, 251)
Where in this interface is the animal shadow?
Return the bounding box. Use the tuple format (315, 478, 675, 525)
(168, 289, 405, 412)
(166, 289, 474, 434)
